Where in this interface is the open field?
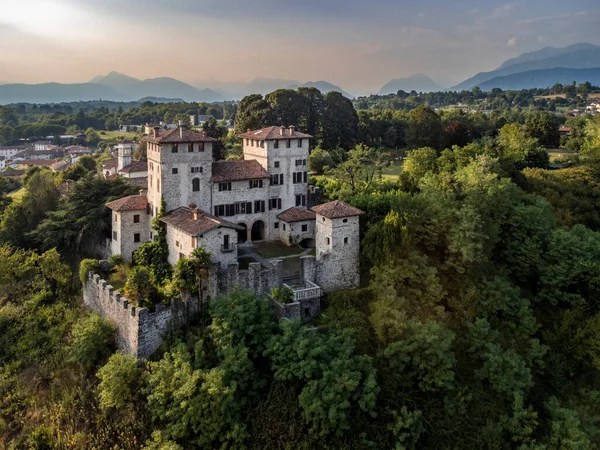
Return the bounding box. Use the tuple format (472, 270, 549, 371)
(381, 160, 403, 180)
(99, 130, 138, 141)
(535, 93, 600, 100)
(547, 148, 576, 163)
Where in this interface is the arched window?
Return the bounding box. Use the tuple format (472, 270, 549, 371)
(192, 178, 200, 192)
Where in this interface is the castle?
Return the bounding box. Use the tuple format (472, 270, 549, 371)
(94, 123, 363, 356)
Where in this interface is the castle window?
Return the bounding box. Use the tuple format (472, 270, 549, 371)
(303, 159, 307, 165)
(274, 161, 280, 168)
(172, 144, 178, 153)
(344, 237, 349, 244)
(298, 139, 302, 147)
(283, 224, 286, 231)
(113, 231, 117, 241)
(188, 144, 193, 153)
(302, 224, 308, 232)
(254, 200, 265, 213)
(175, 240, 179, 248)
(303, 172, 308, 183)
(343, 218, 348, 223)
(114, 214, 118, 223)
(199, 142, 205, 151)
(274, 222, 279, 229)
(134, 214, 140, 223)
(271, 174, 279, 185)
(191, 167, 203, 173)
(286, 140, 291, 148)
(172, 168, 178, 174)
(246, 139, 249, 145)
(280, 174, 284, 184)
(327, 237, 330, 245)
(293, 172, 305, 184)
(249, 179, 263, 189)
(192, 178, 200, 192)
(134, 233, 141, 243)
(295, 194, 306, 206)
(149, 175, 153, 187)
(274, 140, 279, 149)
(269, 198, 281, 210)
(219, 182, 232, 192)
(260, 140, 265, 148)
(157, 180, 160, 192)
(295, 159, 302, 166)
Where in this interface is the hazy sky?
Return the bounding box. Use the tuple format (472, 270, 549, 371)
(1, 0, 599, 93)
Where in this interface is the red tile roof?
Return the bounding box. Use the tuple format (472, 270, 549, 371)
(160, 206, 242, 236)
(118, 160, 147, 174)
(142, 127, 217, 144)
(277, 207, 316, 223)
(102, 158, 118, 170)
(105, 194, 148, 212)
(18, 159, 61, 167)
(239, 126, 313, 140)
(65, 145, 92, 154)
(311, 200, 364, 219)
(212, 160, 270, 182)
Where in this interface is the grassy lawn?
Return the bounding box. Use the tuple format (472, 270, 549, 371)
(254, 242, 304, 259)
(99, 130, 138, 141)
(8, 188, 25, 202)
(381, 160, 403, 180)
(547, 149, 576, 163)
(238, 256, 258, 270)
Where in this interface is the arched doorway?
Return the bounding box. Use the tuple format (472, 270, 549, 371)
(299, 238, 315, 249)
(237, 223, 248, 243)
(251, 220, 265, 242)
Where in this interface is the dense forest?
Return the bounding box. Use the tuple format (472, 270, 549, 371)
(2, 90, 600, 448)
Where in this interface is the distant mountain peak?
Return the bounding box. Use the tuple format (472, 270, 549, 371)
(378, 74, 443, 94)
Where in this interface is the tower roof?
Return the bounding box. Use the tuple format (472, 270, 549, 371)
(311, 200, 364, 219)
(105, 193, 148, 212)
(142, 127, 217, 144)
(277, 207, 316, 223)
(239, 126, 312, 140)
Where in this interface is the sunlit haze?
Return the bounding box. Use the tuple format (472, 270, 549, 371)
(1, 0, 599, 93)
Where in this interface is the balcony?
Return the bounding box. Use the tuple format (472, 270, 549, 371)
(284, 280, 322, 301)
(221, 243, 236, 253)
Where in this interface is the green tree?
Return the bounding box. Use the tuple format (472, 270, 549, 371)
(319, 91, 359, 150)
(405, 106, 442, 150)
(97, 351, 143, 410)
(308, 146, 334, 174)
(69, 313, 115, 369)
(85, 127, 101, 147)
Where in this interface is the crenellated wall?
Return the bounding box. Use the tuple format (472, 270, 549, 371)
(83, 272, 199, 359)
(218, 260, 283, 296)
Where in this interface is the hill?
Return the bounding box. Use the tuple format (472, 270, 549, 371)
(92, 72, 225, 103)
(452, 43, 600, 91)
(0, 82, 124, 104)
(477, 67, 600, 91)
(379, 74, 444, 94)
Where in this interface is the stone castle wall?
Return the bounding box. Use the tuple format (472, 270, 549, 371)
(83, 272, 198, 358)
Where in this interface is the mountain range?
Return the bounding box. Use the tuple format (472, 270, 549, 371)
(2, 43, 600, 104)
(378, 74, 444, 94)
(451, 43, 600, 91)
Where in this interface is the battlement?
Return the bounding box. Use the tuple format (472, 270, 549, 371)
(83, 272, 198, 358)
(218, 260, 283, 296)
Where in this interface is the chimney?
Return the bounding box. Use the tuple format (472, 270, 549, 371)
(193, 208, 200, 221)
(289, 125, 295, 136)
(179, 120, 187, 138)
(202, 131, 207, 138)
(280, 126, 285, 136)
(139, 189, 146, 196)
(153, 127, 159, 138)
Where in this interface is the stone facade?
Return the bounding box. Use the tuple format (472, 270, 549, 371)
(279, 219, 315, 246)
(315, 214, 361, 292)
(111, 209, 151, 263)
(84, 272, 199, 358)
(166, 224, 238, 268)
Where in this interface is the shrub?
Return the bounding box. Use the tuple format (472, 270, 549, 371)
(70, 313, 116, 369)
(97, 351, 142, 410)
(79, 258, 101, 285)
(271, 286, 294, 304)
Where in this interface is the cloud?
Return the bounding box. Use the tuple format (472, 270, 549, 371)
(507, 36, 518, 47)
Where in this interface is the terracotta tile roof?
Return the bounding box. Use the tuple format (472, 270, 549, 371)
(160, 206, 242, 236)
(118, 160, 147, 174)
(0, 169, 25, 177)
(142, 127, 217, 144)
(239, 126, 313, 140)
(105, 194, 148, 212)
(212, 160, 270, 182)
(65, 145, 92, 154)
(102, 158, 118, 170)
(50, 160, 71, 171)
(18, 159, 60, 167)
(311, 200, 364, 219)
(277, 207, 316, 223)
(126, 177, 148, 187)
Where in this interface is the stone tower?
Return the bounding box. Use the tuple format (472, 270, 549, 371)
(311, 200, 364, 293)
(117, 141, 132, 171)
(142, 123, 217, 215)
